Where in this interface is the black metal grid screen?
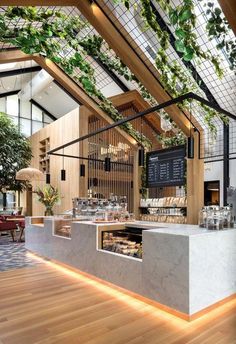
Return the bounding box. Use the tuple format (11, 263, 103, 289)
(99, 0, 236, 161)
(0, 2, 235, 161)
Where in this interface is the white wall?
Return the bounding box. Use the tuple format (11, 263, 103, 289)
(229, 160, 236, 188)
(204, 159, 236, 206)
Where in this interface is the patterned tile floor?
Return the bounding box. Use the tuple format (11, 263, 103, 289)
(0, 233, 43, 271)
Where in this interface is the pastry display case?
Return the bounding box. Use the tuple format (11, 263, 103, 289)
(53, 215, 72, 238)
(101, 227, 143, 259)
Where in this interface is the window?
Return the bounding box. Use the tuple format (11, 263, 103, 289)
(32, 104, 42, 121)
(32, 120, 43, 134)
(44, 113, 53, 124)
(1, 94, 54, 137)
(20, 100, 31, 119)
(6, 95, 18, 116)
(20, 118, 31, 137)
(0, 98, 5, 112)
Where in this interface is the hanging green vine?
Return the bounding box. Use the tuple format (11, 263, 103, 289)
(113, 0, 229, 135)
(0, 6, 151, 148)
(114, 0, 223, 73)
(79, 34, 185, 139)
(157, 131, 186, 148)
(202, 1, 236, 72)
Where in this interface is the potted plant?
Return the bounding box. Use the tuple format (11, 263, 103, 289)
(34, 185, 60, 216)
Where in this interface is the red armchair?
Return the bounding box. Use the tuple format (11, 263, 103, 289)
(0, 220, 18, 242)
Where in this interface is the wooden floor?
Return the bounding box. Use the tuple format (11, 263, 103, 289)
(0, 260, 236, 344)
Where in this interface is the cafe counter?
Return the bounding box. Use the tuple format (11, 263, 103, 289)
(25, 217, 236, 320)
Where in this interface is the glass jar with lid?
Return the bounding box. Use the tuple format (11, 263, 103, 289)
(198, 207, 208, 228)
(206, 209, 224, 230)
(223, 205, 234, 228)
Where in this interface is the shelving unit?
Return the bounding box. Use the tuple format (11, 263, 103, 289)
(139, 205, 187, 223)
(39, 138, 50, 174)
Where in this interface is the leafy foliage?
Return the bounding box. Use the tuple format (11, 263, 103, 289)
(0, 7, 151, 148)
(113, 0, 228, 135)
(203, 1, 236, 72)
(0, 112, 32, 193)
(157, 131, 186, 148)
(34, 184, 60, 207)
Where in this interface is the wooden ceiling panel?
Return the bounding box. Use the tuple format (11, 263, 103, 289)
(219, 0, 236, 36)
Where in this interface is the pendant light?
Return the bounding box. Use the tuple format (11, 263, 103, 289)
(80, 163, 85, 177)
(16, 167, 44, 181)
(138, 116, 145, 167)
(80, 140, 85, 177)
(104, 130, 111, 172)
(104, 156, 111, 172)
(61, 148, 66, 181)
(187, 101, 194, 159)
(187, 137, 194, 159)
(46, 173, 50, 184)
(138, 147, 145, 167)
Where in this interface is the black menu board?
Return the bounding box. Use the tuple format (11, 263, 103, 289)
(147, 145, 186, 187)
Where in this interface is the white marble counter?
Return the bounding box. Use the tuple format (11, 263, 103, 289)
(25, 218, 236, 318)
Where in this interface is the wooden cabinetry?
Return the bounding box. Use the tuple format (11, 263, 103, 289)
(39, 138, 50, 174)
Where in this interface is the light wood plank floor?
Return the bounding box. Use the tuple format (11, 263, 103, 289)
(0, 260, 235, 344)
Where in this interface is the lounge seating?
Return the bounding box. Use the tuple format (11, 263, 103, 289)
(0, 221, 18, 242)
(0, 216, 25, 242)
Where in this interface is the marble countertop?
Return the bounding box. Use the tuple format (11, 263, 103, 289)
(70, 220, 236, 237)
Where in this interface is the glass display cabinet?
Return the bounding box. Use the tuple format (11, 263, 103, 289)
(101, 227, 143, 259)
(53, 215, 72, 238)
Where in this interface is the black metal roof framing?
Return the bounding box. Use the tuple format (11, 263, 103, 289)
(48, 92, 236, 157)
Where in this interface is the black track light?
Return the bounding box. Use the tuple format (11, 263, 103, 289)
(46, 173, 50, 184)
(138, 147, 145, 167)
(80, 164, 85, 177)
(61, 169, 66, 181)
(104, 157, 111, 172)
(187, 136, 194, 159)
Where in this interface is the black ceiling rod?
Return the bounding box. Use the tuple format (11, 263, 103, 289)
(49, 152, 133, 166)
(0, 66, 41, 78)
(48, 92, 236, 156)
(0, 89, 21, 98)
(93, 57, 129, 92)
(223, 123, 230, 206)
(30, 99, 57, 121)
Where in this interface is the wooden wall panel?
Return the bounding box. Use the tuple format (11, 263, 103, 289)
(187, 131, 204, 224)
(218, 0, 236, 36)
(26, 108, 80, 216)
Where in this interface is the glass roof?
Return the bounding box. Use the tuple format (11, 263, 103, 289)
(0, 2, 235, 159)
(99, 0, 236, 159)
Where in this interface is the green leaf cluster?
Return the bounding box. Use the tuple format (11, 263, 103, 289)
(204, 1, 236, 72)
(0, 7, 151, 149)
(0, 112, 32, 193)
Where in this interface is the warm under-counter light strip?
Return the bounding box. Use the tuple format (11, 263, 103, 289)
(27, 252, 236, 324)
(27, 252, 185, 324)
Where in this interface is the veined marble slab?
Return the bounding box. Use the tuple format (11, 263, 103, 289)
(25, 218, 236, 316)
